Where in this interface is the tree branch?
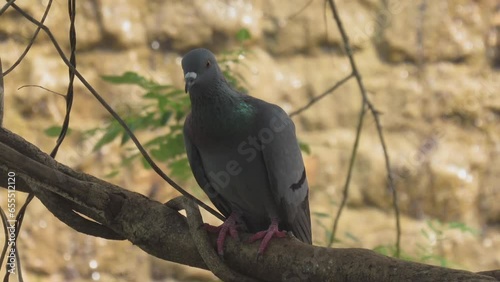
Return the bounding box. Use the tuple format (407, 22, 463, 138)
(0, 128, 496, 281)
(289, 73, 353, 118)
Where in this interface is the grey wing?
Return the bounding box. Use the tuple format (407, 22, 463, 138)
(258, 104, 312, 244)
(183, 118, 232, 218)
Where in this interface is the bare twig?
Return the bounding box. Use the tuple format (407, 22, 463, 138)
(329, 103, 367, 247)
(417, 0, 427, 78)
(289, 73, 353, 117)
(326, 0, 401, 256)
(17, 85, 65, 98)
(0, 0, 15, 16)
(287, 0, 315, 20)
(50, 0, 76, 156)
(2, 0, 52, 76)
(5, 193, 33, 282)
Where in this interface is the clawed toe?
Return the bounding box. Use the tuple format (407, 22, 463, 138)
(248, 219, 286, 255)
(204, 213, 240, 256)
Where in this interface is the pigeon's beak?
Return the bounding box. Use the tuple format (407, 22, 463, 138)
(184, 72, 197, 93)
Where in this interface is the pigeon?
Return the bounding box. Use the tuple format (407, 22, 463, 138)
(182, 48, 311, 255)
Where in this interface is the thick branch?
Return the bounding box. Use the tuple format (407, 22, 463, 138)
(0, 127, 496, 281)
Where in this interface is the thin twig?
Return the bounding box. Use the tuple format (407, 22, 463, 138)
(287, 0, 315, 20)
(50, 0, 76, 156)
(8, 193, 34, 282)
(329, 103, 367, 246)
(289, 73, 353, 118)
(17, 85, 65, 98)
(10, 3, 225, 222)
(326, 0, 401, 256)
(2, 0, 52, 76)
(0, 0, 15, 16)
(416, 0, 427, 79)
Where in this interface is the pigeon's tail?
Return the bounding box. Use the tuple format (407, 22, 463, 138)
(291, 195, 312, 244)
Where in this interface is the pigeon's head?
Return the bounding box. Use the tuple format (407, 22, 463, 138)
(182, 48, 222, 94)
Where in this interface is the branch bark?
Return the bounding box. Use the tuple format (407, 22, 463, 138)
(0, 127, 497, 281)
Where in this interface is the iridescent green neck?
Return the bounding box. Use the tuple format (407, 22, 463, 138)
(235, 100, 253, 117)
(190, 83, 254, 133)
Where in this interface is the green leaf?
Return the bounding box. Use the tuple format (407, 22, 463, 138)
(82, 127, 102, 139)
(299, 141, 311, 155)
(144, 91, 162, 99)
(344, 232, 360, 242)
(104, 170, 120, 178)
(170, 124, 184, 131)
(312, 212, 331, 218)
(147, 84, 173, 92)
(144, 136, 167, 147)
(169, 158, 191, 180)
(158, 97, 170, 112)
(101, 72, 147, 85)
(373, 245, 391, 256)
(148, 133, 186, 162)
(416, 242, 427, 252)
(314, 220, 337, 245)
(236, 28, 251, 42)
(158, 133, 186, 160)
(141, 156, 152, 169)
(151, 146, 169, 161)
(44, 126, 72, 137)
(93, 124, 122, 151)
(120, 131, 131, 145)
(448, 221, 479, 235)
(165, 89, 185, 97)
(420, 228, 430, 240)
(159, 112, 172, 125)
(123, 152, 140, 166)
(101, 72, 171, 91)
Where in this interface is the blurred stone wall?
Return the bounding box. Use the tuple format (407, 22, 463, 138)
(0, 0, 499, 281)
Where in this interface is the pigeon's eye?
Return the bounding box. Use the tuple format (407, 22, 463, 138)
(206, 60, 211, 68)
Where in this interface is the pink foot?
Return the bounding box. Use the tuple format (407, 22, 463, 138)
(248, 219, 286, 254)
(204, 213, 239, 255)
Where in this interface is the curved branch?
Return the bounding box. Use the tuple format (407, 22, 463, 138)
(166, 196, 258, 282)
(0, 128, 497, 281)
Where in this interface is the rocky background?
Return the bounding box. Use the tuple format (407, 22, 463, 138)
(1, 0, 499, 281)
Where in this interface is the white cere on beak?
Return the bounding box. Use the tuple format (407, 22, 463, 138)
(185, 72, 197, 80)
